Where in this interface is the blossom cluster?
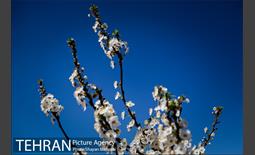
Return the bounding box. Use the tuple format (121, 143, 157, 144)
(94, 100, 120, 138)
(93, 99, 127, 153)
(89, 5, 129, 69)
(40, 93, 64, 117)
(38, 80, 64, 125)
(127, 85, 195, 154)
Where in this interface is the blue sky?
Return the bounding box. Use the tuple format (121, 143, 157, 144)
(12, 0, 243, 154)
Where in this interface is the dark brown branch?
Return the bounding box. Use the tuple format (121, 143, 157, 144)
(117, 53, 140, 128)
(53, 114, 82, 154)
(67, 39, 96, 110)
(37, 80, 82, 154)
(53, 114, 74, 146)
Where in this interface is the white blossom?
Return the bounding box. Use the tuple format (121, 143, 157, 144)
(74, 87, 86, 111)
(174, 143, 187, 154)
(154, 99, 167, 112)
(69, 69, 78, 87)
(109, 38, 119, 51)
(113, 81, 118, 89)
(184, 98, 190, 103)
(115, 91, 121, 100)
(148, 118, 159, 128)
(192, 146, 205, 155)
(92, 21, 100, 32)
(88, 84, 97, 90)
(149, 108, 153, 116)
(109, 115, 120, 129)
(126, 101, 135, 108)
(213, 106, 217, 111)
(110, 60, 115, 69)
(98, 35, 104, 43)
(211, 132, 215, 137)
(176, 110, 180, 117)
(127, 119, 135, 132)
(121, 111, 125, 120)
(204, 127, 208, 133)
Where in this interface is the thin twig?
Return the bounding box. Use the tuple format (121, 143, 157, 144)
(201, 111, 222, 147)
(117, 52, 140, 128)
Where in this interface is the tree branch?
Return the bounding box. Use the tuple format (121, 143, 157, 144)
(117, 53, 140, 128)
(38, 80, 82, 154)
